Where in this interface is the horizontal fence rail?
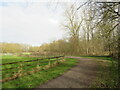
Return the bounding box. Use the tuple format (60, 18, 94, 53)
(0, 61, 50, 71)
(0, 55, 65, 83)
(1, 56, 64, 66)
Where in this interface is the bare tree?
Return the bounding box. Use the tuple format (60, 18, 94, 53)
(62, 4, 83, 55)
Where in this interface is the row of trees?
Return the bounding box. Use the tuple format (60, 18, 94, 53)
(0, 43, 29, 53)
(37, 1, 119, 58)
(35, 1, 119, 58)
(83, 1, 119, 58)
(1, 1, 119, 58)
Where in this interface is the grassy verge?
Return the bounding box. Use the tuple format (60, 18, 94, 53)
(90, 56, 118, 88)
(81, 56, 115, 61)
(2, 58, 78, 88)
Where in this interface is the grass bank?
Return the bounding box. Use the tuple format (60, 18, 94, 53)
(2, 58, 78, 88)
(89, 56, 118, 88)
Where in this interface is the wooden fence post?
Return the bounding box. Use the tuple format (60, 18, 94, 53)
(18, 63, 23, 77)
(49, 58, 51, 66)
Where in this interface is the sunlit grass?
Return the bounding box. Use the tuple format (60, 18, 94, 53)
(2, 58, 78, 88)
(2, 55, 40, 64)
(1, 55, 61, 79)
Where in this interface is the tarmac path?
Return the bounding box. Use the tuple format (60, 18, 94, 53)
(38, 56, 98, 88)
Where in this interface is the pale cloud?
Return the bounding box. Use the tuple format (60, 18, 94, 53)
(0, 0, 85, 46)
(49, 18, 58, 24)
(0, 1, 65, 46)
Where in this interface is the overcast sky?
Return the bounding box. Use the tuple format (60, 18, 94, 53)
(0, 0, 66, 46)
(0, 0, 87, 46)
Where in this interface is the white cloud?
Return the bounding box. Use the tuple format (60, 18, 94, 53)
(49, 18, 58, 24)
(0, 2, 65, 46)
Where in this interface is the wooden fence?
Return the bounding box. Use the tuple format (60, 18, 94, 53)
(0, 55, 65, 83)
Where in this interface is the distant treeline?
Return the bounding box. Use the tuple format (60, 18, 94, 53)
(1, 2, 119, 59)
(0, 43, 30, 53)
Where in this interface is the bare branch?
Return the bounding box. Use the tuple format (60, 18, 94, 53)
(77, 0, 91, 10)
(105, 3, 120, 16)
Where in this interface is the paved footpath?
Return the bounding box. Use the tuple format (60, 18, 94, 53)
(37, 57, 98, 88)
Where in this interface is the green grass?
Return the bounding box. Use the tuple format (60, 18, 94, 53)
(81, 56, 114, 61)
(1, 55, 62, 79)
(2, 58, 78, 88)
(2, 55, 40, 64)
(1, 55, 44, 79)
(90, 56, 118, 88)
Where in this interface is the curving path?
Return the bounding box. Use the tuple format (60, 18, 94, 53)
(37, 56, 98, 88)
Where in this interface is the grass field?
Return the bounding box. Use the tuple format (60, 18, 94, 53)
(1, 55, 78, 88)
(2, 55, 52, 79)
(89, 56, 118, 88)
(2, 55, 40, 64)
